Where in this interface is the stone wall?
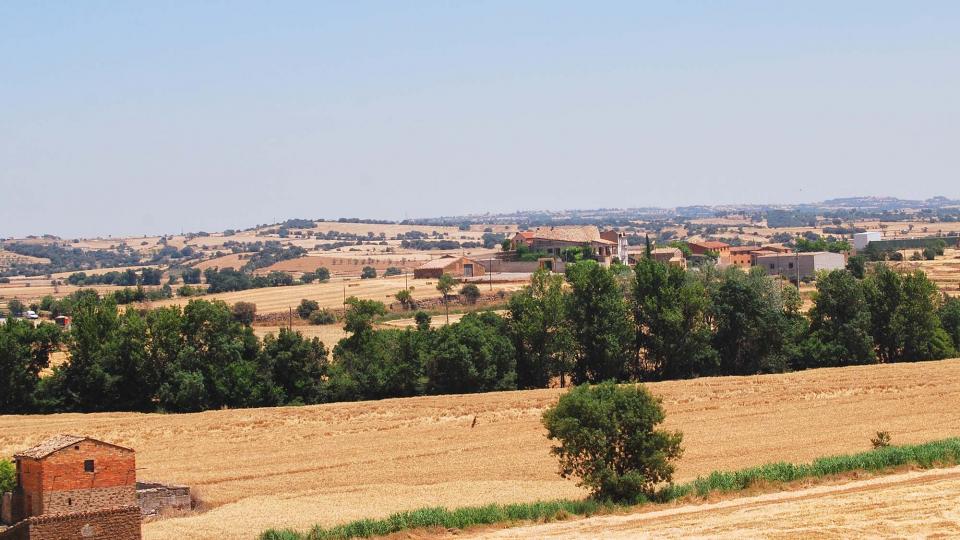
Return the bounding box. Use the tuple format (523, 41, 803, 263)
(43, 487, 136, 517)
(1, 493, 12, 526)
(136, 482, 190, 517)
(0, 505, 140, 540)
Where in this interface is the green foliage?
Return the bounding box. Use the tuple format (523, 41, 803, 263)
(0, 459, 15, 493)
(7, 299, 25, 316)
(297, 299, 320, 320)
(802, 270, 876, 368)
(794, 237, 851, 253)
(424, 312, 515, 394)
(394, 289, 415, 310)
(939, 296, 960, 352)
(509, 270, 575, 388)
(436, 273, 457, 324)
(565, 262, 632, 383)
(846, 255, 867, 279)
(232, 302, 257, 326)
(0, 318, 61, 413)
(414, 311, 432, 331)
(315, 267, 331, 282)
(308, 309, 337, 325)
(632, 258, 717, 379)
(459, 283, 481, 304)
(360, 266, 377, 279)
(542, 382, 683, 502)
(384, 267, 403, 276)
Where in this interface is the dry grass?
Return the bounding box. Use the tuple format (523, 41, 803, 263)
(3, 360, 960, 539)
(252, 324, 350, 347)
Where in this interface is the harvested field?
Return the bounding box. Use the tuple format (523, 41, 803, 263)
(467, 466, 960, 539)
(3, 360, 960, 539)
(192, 252, 249, 271)
(148, 276, 525, 314)
(252, 324, 349, 347)
(259, 251, 500, 277)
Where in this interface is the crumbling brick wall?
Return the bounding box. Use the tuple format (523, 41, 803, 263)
(0, 505, 141, 540)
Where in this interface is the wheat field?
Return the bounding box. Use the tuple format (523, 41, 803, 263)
(2, 360, 960, 539)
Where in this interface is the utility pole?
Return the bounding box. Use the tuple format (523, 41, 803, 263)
(488, 257, 493, 291)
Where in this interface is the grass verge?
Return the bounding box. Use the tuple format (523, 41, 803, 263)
(260, 437, 960, 540)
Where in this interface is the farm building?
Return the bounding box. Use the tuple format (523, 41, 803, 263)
(755, 251, 845, 281)
(853, 231, 883, 250)
(1, 434, 141, 539)
(413, 256, 485, 279)
(650, 247, 687, 268)
(687, 240, 731, 260)
(510, 226, 620, 265)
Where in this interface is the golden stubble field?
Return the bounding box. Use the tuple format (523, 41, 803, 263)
(149, 275, 526, 314)
(2, 360, 960, 539)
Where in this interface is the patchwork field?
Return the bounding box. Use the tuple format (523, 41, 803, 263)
(2, 360, 960, 539)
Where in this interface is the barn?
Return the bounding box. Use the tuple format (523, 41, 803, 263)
(413, 256, 486, 279)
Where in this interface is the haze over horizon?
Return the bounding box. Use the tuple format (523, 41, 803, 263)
(3, 2, 959, 238)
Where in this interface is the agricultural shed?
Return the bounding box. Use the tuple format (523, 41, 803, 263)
(413, 256, 485, 279)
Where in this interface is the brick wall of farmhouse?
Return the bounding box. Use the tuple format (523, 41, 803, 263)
(35, 441, 136, 516)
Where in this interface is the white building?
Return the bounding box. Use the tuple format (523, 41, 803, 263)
(853, 231, 883, 251)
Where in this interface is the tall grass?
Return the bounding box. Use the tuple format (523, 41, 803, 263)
(261, 437, 960, 540)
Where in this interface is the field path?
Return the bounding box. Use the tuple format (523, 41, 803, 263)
(468, 466, 960, 539)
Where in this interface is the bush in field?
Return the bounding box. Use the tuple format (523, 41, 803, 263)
(315, 267, 331, 282)
(297, 299, 320, 319)
(414, 311, 432, 331)
(872, 431, 892, 449)
(384, 267, 403, 276)
(361, 266, 377, 279)
(232, 302, 257, 326)
(542, 381, 683, 502)
(460, 283, 481, 305)
(308, 309, 337, 325)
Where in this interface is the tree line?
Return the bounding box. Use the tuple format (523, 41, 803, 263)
(3, 259, 960, 414)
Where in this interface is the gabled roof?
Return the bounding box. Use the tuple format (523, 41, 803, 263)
(416, 256, 474, 270)
(14, 434, 133, 460)
(528, 226, 614, 244)
(651, 247, 683, 257)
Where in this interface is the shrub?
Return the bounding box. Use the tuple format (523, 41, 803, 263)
(231, 302, 257, 326)
(0, 459, 14, 493)
(308, 309, 337, 325)
(297, 299, 320, 319)
(384, 267, 403, 277)
(315, 267, 331, 282)
(414, 311, 432, 331)
(542, 382, 683, 502)
(460, 283, 481, 304)
(361, 266, 377, 279)
(872, 431, 892, 449)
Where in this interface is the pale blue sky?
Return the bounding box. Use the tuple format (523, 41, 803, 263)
(2, 2, 958, 237)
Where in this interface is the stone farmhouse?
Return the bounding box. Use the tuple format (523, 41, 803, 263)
(510, 226, 626, 266)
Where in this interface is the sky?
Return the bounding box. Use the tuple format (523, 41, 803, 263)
(2, 1, 959, 238)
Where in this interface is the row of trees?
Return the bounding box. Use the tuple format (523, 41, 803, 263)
(4, 259, 959, 415)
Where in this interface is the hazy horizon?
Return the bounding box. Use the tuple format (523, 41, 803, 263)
(3, 2, 959, 238)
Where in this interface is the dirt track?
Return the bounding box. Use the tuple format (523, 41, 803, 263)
(468, 466, 960, 539)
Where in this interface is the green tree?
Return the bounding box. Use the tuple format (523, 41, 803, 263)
(0, 318, 61, 413)
(315, 267, 331, 282)
(424, 312, 516, 394)
(7, 299, 25, 317)
(361, 266, 377, 279)
(436, 273, 457, 324)
(542, 382, 683, 502)
(342, 297, 387, 336)
(846, 255, 867, 279)
(802, 270, 876, 368)
(258, 327, 328, 405)
(508, 270, 575, 388)
(394, 289, 415, 310)
(891, 271, 955, 361)
(632, 258, 717, 380)
(231, 302, 257, 326)
(297, 299, 320, 319)
(414, 311, 432, 331)
(939, 296, 960, 352)
(460, 283, 481, 305)
(565, 261, 632, 383)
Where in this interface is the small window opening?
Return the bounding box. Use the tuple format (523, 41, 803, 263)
(788, 262, 795, 269)
(74, 446, 80, 450)
(68, 498, 73, 506)
(84, 460, 95, 473)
